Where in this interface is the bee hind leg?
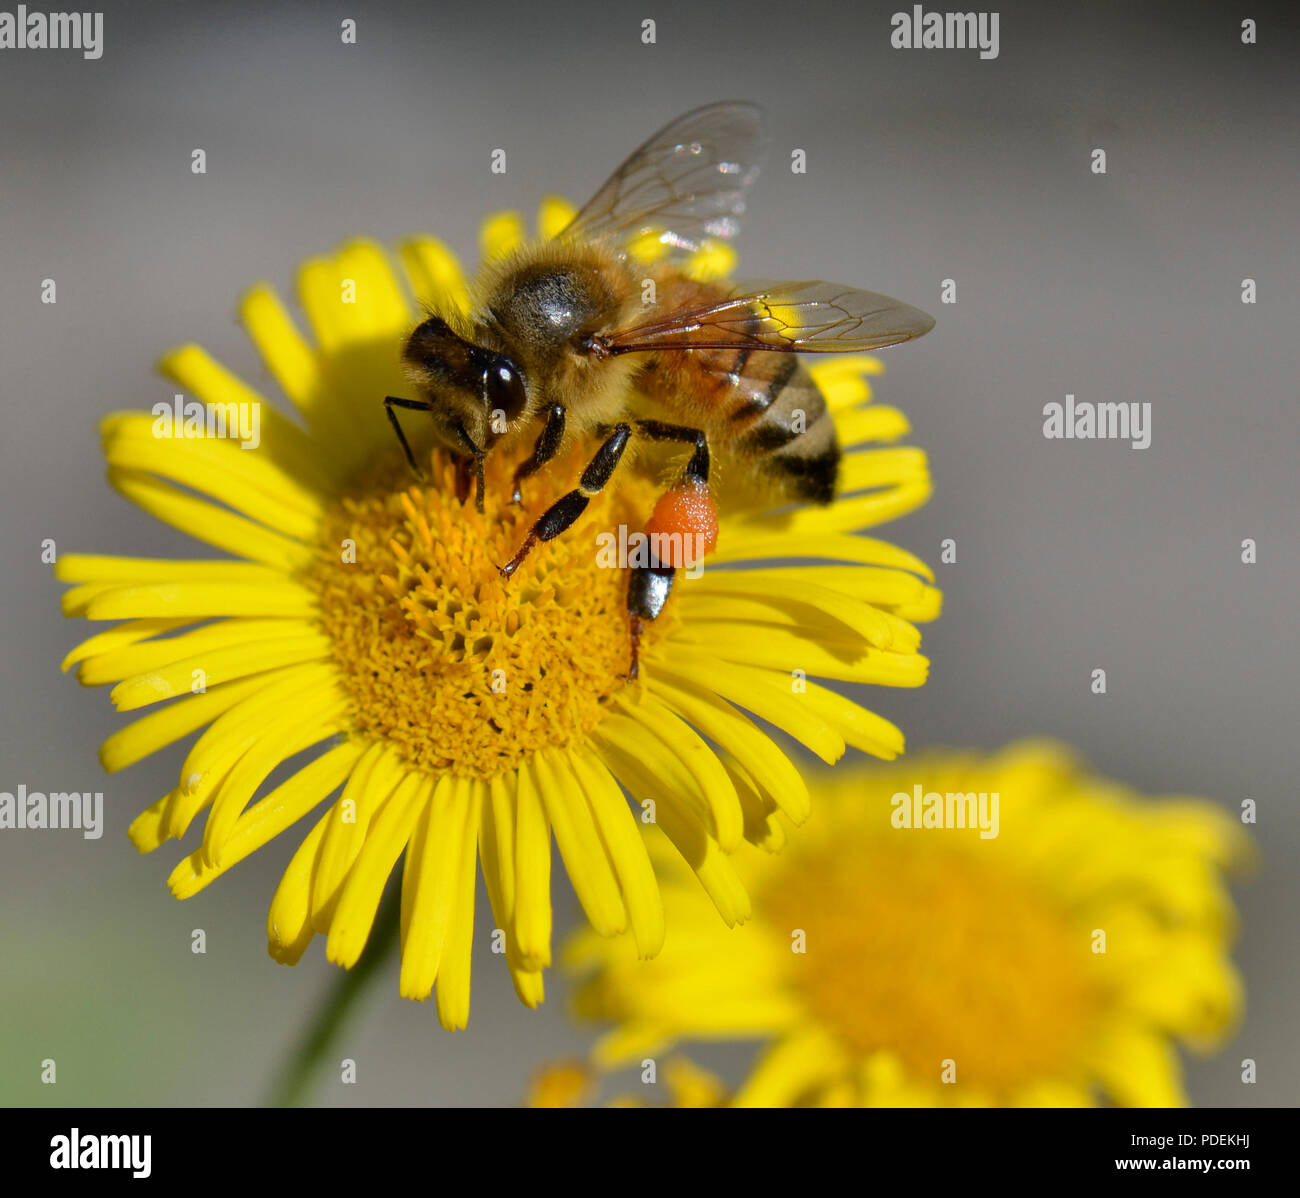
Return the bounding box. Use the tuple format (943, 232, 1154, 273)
(635, 420, 710, 488)
(624, 560, 675, 681)
(619, 422, 715, 680)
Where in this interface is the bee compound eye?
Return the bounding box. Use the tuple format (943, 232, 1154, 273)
(483, 359, 527, 423)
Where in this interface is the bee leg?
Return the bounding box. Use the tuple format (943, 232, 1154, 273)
(627, 614, 643, 681)
(624, 561, 675, 680)
(511, 403, 566, 505)
(453, 423, 487, 515)
(452, 456, 473, 505)
(635, 420, 710, 488)
(383, 396, 433, 482)
(619, 422, 710, 679)
(500, 422, 630, 579)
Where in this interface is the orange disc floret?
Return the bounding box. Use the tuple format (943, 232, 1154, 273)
(644, 483, 719, 569)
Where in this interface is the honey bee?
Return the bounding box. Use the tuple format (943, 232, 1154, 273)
(383, 101, 934, 677)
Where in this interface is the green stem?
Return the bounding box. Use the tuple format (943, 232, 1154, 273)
(266, 882, 402, 1107)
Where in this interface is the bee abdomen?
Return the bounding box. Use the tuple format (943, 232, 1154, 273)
(765, 434, 840, 505)
(638, 346, 841, 506)
(733, 362, 840, 505)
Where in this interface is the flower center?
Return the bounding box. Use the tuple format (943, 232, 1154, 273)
(310, 445, 671, 779)
(765, 840, 1100, 1093)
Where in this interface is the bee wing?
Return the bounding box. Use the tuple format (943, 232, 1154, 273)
(598, 280, 936, 354)
(560, 101, 768, 258)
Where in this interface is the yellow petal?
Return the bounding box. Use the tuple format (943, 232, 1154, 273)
(84, 581, 317, 622)
(647, 673, 810, 824)
(78, 618, 317, 685)
(201, 695, 348, 867)
(267, 807, 334, 965)
(597, 703, 740, 851)
(399, 776, 472, 1000)
(434, 780, 483, 1030)
(168, 742, 361, 899)
(533, 750, 627, 937)
(656, 656, 844, 764)
(310, 741, 397, 930)
(711, 530, 934, 581)
(833, 404, 911, 447)
(398, 235, 471, 317)
(731, 1030, 848, 1108)
(157, 344, 340, 490)
(536, 195, 577, 240)
(512, 759, 553, 970)
(107, 468, 314, 572)
(108, 633, 332, 711)
(567, 747, 665, 958)
(61, 616, 192, 673)
(102, 413, 324, 538)
(239, 283, 328, 426)
(99, 673, 268, 774)
(479, 211, 526, 261)
(326, 770, 429, 969)
(593, 736, 750, 928)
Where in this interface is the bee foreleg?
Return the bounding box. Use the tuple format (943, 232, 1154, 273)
(511, 402, 566, 505)
(383, 395, 433, 482)
(499, 422, 630, 579)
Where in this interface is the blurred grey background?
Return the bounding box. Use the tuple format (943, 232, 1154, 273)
(1, 0, 1296, 1106)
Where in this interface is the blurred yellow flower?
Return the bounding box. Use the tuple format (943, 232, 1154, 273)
(566, 741, 1251, 1105)
(53, 198, 939, 1027)
(528, 1057, 727, 1109)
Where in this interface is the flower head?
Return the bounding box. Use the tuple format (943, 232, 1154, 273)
(567, 741, 1251, 1105)
(55, 198, 938, 1026)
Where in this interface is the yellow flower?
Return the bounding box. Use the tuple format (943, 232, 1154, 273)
(525, 1059, 595, 1109)
(527, 1057, 726, 1109)
(566, 741, 1251, 1105)
(54, 198, 938, 1027)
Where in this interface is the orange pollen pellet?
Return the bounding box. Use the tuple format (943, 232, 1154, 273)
(644, 484, 718, 568)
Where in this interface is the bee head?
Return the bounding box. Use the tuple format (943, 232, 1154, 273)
(402, 315, 528, 450)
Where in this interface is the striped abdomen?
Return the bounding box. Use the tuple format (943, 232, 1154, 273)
(636, 343, 841, 505)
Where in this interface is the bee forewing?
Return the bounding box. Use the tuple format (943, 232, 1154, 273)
(601, 280, 937, 354)
(561, 101, 768, 258)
